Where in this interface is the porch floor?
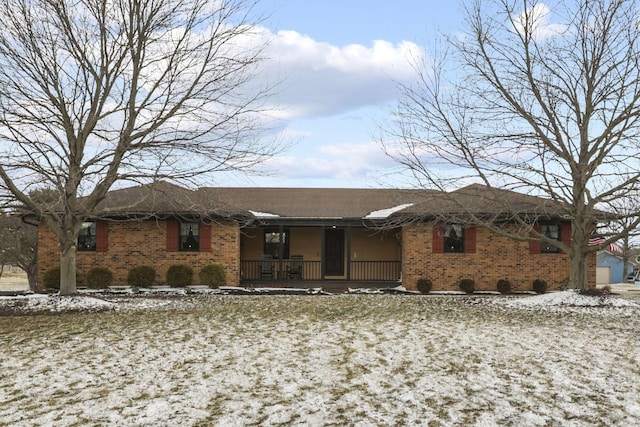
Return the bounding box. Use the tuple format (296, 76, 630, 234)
(240, 280, 401, 293)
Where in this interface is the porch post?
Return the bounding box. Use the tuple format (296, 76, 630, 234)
(346, 225, 352, 280)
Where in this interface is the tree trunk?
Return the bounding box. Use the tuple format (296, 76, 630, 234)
(59, 243, 77, 295)
(27, 263, 38, 292)
(569, 251, 589, 290)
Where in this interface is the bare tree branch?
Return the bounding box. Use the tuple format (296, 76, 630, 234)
(381, 0, 640, 289)
(0, 0, 282, 295)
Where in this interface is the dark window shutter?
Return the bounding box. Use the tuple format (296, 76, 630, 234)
(464, 226, 476, 253)
(200, 223, 211, 252)
(560, 223, 571, 245)
(432, 224, 444, 253)
(530, 224, 541, 254)
(95, 221, 108, 252)
(166, 220, 179, 252)
(560, 223, 571, 253)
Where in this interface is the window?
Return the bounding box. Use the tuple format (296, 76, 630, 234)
(444, 224, 464, 253)
(78, 222, 96, 251)
(180, 222, 200, 251)
(264, 229, 289, 259)
(433, 224, 476, 254)
(541, 224, 560, 253)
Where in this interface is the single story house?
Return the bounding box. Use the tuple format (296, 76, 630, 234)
(36, 182, 596, 291)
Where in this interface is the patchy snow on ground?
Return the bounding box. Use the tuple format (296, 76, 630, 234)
(21, 294, 115, 312)
(496, 290, 640, 309)
(0, 293, 639, 426)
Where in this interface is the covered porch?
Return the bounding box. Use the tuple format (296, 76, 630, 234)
(239, 222, 402, 284)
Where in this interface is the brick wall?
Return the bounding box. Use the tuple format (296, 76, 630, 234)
(401, 223, 596, 292)
(38, 218, 597, 292)
(37, 219, 241, 289)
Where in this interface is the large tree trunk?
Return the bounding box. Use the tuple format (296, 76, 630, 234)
(569, 251, 589, 290)
(59, 243, 77, 295)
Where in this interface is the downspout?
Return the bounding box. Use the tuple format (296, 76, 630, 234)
(346, 225, 352, 280)
(321, 226, 325, 279)
(278, 224, 284, 279)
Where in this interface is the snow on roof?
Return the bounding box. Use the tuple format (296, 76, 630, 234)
(248, 210, 280, 218)
(365, 203, 414, 219)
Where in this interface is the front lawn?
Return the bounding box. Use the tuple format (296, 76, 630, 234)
(0, 294, 639, 426)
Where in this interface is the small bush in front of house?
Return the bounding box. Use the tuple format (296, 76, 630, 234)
(199, 264, 226, 288)
(43, 266, 61, 290)
(580, 285, 611, 297)
(496, 279, 512, 294)
(533, 278, 548, 294)
(86, 267, 113, 289)
(166, 264, 193, 287)
(417, 278, 433, 294)
(459, 278, 475, 294)
(127, 266, 156, 288)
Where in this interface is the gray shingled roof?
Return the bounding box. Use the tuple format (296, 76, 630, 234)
(95, 181, 577, 221)
(402, 184, 572, 219)
(200, 187, 437, 219)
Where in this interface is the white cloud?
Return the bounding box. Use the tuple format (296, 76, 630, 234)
(512, 3, 567, 39)
(260, 141, 397, 182)
(260, 29, 425, 119)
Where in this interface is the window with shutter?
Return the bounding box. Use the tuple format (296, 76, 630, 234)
(179, 222, 200, 251)
(540, 224, 560, 253)
(444, 224, 464, 253)
(78, 222, 96, 251)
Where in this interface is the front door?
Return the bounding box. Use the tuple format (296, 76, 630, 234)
(324, 228, 344, 276)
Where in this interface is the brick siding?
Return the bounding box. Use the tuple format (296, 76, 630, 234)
(38, 219, 596, 292)
(401, 223, 596, 292)
(37, 219, 240, 289)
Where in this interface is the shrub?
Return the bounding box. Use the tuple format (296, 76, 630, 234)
(166, 264, 193, 287)
(533, 278, 547, 294)
(417, 278, 433, 294)
(496, 279, 512, 294)
(459, 278, 475, 294)
(199, 264, 226, 288)
(127, 266, 156, 288)
(580, 285, 611, 296)
(43, 266, 61, 290)
(86, 267, 113, 289)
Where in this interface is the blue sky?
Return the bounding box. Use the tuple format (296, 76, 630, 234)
(217, 1, 464, 188)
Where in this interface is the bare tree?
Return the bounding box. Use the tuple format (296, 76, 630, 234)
(382, 0, 640, 290)
(0, 213, 38, 291)
(0, 0, 281, 295)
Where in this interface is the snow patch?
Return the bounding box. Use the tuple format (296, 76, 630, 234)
(23, 295, 115, 312)
(249, 210, 280, 218)
(496, 290, 640, 309)
(365, 203, 414, 219)
(1, 295, 639, 426)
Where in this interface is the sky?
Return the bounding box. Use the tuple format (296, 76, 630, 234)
(217, 1, 465, 188)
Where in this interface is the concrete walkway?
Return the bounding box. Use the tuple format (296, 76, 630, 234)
(601, 283, 640, 301)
